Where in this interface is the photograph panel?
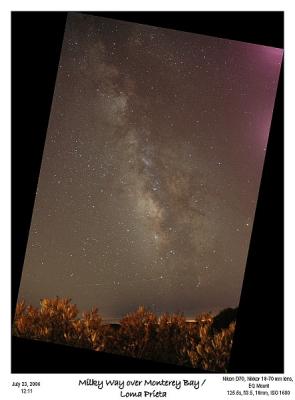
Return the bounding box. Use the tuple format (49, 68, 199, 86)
(13, 12, 283, 372)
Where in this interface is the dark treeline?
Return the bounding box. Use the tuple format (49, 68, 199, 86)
(13, 297, 236, 372)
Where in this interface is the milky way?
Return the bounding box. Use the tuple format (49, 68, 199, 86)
(18, 13, 283, 318)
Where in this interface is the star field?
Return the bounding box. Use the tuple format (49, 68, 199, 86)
(18, 13, 283, 318)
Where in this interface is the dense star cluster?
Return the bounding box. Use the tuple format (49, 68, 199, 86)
(18, 13, 283, 318)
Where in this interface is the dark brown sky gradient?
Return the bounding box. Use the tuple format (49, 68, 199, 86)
(18, 13, 283, 318)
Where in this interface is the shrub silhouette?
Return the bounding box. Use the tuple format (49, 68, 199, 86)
(211, 307, 238, 333)
(109, 306, 158, 358)
(13, 298, 235, 372)
(188, 318, 236, 372)
(13, 297, 107, 350)
(73, 308, 110, 351)
(155, 313, 193, 366)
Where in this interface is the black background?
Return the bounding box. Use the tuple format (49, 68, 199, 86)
(11, 11, 284, 373)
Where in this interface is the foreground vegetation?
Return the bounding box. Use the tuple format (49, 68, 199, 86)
(13, 297, 236, 372)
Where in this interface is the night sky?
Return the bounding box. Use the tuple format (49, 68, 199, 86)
(18, 13, 283, 319)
